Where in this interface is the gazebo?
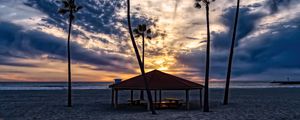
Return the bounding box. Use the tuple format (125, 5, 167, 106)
(109, 70, 204, 110)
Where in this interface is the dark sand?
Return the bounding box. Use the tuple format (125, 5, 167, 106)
(0, 88, 300, 120)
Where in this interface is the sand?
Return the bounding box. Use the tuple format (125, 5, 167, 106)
(0, 88, 300, 120)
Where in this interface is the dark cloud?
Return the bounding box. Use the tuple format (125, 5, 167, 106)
(212, 0, 295, 51)
(268, 0, 292, 14)
(1, 0, 299, 81)
(234, 19, 300, 75)
(24, 0, 156, 43)
(0, 57, 37, 67)
(0, 22, 134, 73)
(212, 5, 265, 51)
(176, 50, 228, 79)
(22, 0, 159, 58)
(0, 70, 26, 74)
(0, 0, 160, 79)
(177, 1, 300, 80)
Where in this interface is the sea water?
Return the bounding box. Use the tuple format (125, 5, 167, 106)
(0, 82, 111, 90)
(0, 81, 299, 90)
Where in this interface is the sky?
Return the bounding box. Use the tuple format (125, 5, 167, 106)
(0, 0, 299, 82)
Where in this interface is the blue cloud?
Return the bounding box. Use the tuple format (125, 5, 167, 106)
(24, 0, 155, 42)
(177, 1, 300, 80)
(0, 22, 135, 73)
(212, 5, 265, 51)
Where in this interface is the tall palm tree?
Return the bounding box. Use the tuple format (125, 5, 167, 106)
(194, 0, 214, 112)
(133, 24, 152, 100)
(127, 0, 156, 114)
(58, 0, 82, 107)
(223, 0, 240, 105)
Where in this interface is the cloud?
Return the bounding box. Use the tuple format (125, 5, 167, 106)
(0, 57, 37, 67)
(24, 0, 155, 40)
(268, 0, 292, 14)
(0, 0, 299, 81)
(0, 0, 164, 81)
(212, 4, 265, 51)
(0, 21, 136, 74)
(177, 0, 300, 80)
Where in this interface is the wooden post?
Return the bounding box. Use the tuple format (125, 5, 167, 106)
(114, 90, 118, 108)
(130, 90, 133, 105)
(154, 90, 157, 103)
(154, 90, 157, 108)
(159, 90, 162, 109)
(159, 90, 162, 104)
(147, 90, 151, 111)
(111, 88, 115, 106)
(200, 89, 203, 108)
(186, 90, 190, 110)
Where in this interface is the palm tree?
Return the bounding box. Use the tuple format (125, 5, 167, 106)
(127, 0, 156, 114)
(194, 0, 214, 112)
(223, 0, 240, 105)
(133, 24, 152, 100)
(58, 0, 82, 107)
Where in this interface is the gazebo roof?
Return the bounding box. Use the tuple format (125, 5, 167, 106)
(110, 70, 203, 90)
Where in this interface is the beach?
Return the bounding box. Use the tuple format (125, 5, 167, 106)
(0, 88, 300, 120)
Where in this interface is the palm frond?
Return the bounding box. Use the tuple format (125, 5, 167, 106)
(146, 36, 152, 40)
(195, 3, 201, 9)
(133, 28, 139, 34)
(195, 0, 214, 8)
(141, 24, 147, 31)
(70, 14, 75, 20)
(75, 6, 83, 12)
(133, 28, 142, 38)
(58, 8, 69, 15)
(138, 25, 143, 32)
(135, 34, 141, 38)
(146, 29, 151, 34)
(62, 1, 70, 7)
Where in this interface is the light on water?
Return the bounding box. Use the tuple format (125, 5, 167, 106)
(0, 82, 111, 90)
(0, 81, 299, 90)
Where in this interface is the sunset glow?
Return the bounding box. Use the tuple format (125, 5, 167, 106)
(0, 0, 299, 82)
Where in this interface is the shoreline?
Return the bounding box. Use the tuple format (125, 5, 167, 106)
(1, 87, 300, 91)
(2, 81, 300, 91)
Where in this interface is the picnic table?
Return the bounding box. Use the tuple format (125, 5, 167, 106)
(127, 98, 184, 109)
(159, 98, 183, 108)
(128, 99, 146, 105)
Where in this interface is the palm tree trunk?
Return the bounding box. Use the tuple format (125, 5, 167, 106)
(203, 3, 210, 112)
(67, 12, 73, 107)
(127, 0, 156, 114)
(223, 0, 240, 105)
(142, 34, 145, 70)
(140, 34, 145, 100)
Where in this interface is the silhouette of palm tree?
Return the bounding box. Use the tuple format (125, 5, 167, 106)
(194, 0, 214, 112)
(58, 0, 82, 107)
(133, 24, 152, 69)
(127, 0, 156, 114)
(224, 0, 240, 105)
(133, 24, 152, 100)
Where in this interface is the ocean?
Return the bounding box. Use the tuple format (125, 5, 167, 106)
(0, 82, 111, 90)
(0, 81, 300, 90)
